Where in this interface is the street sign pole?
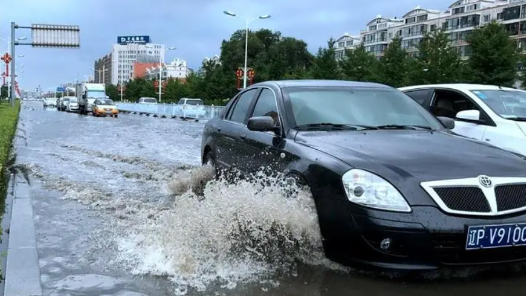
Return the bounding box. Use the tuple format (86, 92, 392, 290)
(9, 22, 80, 107)
(10, 22, 15, 106)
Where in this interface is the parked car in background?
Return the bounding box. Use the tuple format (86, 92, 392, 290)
(399, 84, 526, 156)
(67, 97, 79, 112)
(201, 79, 526, 271)
(137, 97, 157, 104)
(59, 97, 70, 111)
(92, 98, 118, 117)
(42, 98, 57, 108)
(176, 98, 206, 121)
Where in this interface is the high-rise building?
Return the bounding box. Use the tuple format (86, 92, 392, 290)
(94, 54, 112, 85)
(93, 36, 165, 86)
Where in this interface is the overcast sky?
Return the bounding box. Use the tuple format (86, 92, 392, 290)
(1, 0, 452, 91)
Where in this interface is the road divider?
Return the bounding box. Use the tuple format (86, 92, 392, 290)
(116, 103, 226, 120)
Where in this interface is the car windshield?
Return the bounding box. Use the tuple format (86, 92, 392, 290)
(470, 90, 526, 119)
(69, 98, 77, 103)
(283, 87, 443, 130)
(185, 99, 203, 105)
(142, 98, 156, 103)
(98, 99, 114, 105)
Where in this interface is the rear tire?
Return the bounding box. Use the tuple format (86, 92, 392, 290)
(203, 151, 221, 180)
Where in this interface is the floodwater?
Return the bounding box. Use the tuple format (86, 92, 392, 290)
(11, 101, 526, 295)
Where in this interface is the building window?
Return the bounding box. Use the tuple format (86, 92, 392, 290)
(483, 14, 490, 22)
(453, 7, 465, 15)
(417, 14, 428, 22)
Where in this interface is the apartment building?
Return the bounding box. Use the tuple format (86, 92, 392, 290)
(93, 36, 165, 86)
(336, 0, 525, 60)
(334, 33, 362, 60)
(94, 54, 112, 85)
(143, 58, 189, 81)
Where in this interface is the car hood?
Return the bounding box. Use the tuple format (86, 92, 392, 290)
(294, 130, 526, 182)
(516, 121, 526, 137)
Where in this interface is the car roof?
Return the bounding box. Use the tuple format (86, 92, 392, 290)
(399, 83, 522, 92)
(252, 79, 391, 89)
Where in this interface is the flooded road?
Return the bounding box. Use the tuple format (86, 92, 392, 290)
(13, 101, 526, 295)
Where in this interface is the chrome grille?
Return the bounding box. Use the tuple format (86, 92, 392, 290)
(421, 177, 526, 217)
(495, 184, 526, 212)
(433, 187, 490, 212)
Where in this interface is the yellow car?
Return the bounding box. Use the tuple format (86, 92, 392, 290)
(92, 99, 119, 118)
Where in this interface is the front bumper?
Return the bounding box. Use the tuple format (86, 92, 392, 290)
(319, 199, 526, 270)
(94, 109, 118, 116)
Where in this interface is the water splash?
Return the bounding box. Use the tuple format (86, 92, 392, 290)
(26, 163, 344, 294)
(116, 167, 342, 294)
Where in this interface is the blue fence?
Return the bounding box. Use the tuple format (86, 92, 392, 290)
(116, 103, 226, 120)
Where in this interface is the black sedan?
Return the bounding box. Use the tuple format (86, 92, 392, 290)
(200, 80, 526, 271)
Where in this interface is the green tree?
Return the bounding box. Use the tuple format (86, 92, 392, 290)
(467, 21, 519, 86)
(376, 36, 408, 87)
(310, 38, 341, 79)
(219, 28, 313, 89)
(339, 44, 379, 82)
(125, 77, 155, 102)
(408, 30, 464, 85)
(105, 84, 119, 101)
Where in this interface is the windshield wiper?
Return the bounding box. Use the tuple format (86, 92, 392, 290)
(295, 123, 378, 131)
(374, 124, 433, 130)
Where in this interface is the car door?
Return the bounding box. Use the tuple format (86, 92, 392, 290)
(214, 88, 259, 171)
(429, 88, 495, 141)
(239, 87, 290, 175)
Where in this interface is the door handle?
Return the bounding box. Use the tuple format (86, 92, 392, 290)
(217, 127, 222, 132)
(240, 133, 247, 139)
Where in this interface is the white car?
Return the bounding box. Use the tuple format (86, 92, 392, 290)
(137, 97, 157, 104)
(67, 97, 79, 112)
(43, 98, 57, 108)
(176, 98, 206, 121)
(399, 83, 526, 156)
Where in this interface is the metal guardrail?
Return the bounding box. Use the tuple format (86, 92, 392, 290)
(116, 103, 226, 120)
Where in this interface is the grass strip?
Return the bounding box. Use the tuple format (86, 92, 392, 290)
(0, 101, 21, 212)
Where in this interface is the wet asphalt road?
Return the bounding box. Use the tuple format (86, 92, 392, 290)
(12, 100, 526, 296)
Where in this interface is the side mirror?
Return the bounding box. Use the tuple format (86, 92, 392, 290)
(437, 116, 455, 129)
(456, 110, 480, 122)
(247, 116, 279, 133)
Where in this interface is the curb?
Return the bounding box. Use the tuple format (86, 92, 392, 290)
(4, 176, 42, 296)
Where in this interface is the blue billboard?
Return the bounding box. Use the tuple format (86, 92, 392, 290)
(117, 36, 150, 45)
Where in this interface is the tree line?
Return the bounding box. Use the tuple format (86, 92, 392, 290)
(103, 20, 524, 105)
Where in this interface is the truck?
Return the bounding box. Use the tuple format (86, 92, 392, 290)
(75, 83, 108, 115)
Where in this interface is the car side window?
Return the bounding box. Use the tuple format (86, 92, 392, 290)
(430, 89, 481, 119)
(228, 89, 257, 123)
(404, 89, 429, 105)
(251, 88, 280, 126)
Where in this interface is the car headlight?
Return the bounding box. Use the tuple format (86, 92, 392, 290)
(342, 169, 411, 212)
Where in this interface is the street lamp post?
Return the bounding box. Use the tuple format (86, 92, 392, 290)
(8, 58, 23, 101)
(146, 45, 175, 103)
(223, 11, 270, 89)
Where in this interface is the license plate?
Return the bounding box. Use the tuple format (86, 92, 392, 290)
(466, 223, 526, 250)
